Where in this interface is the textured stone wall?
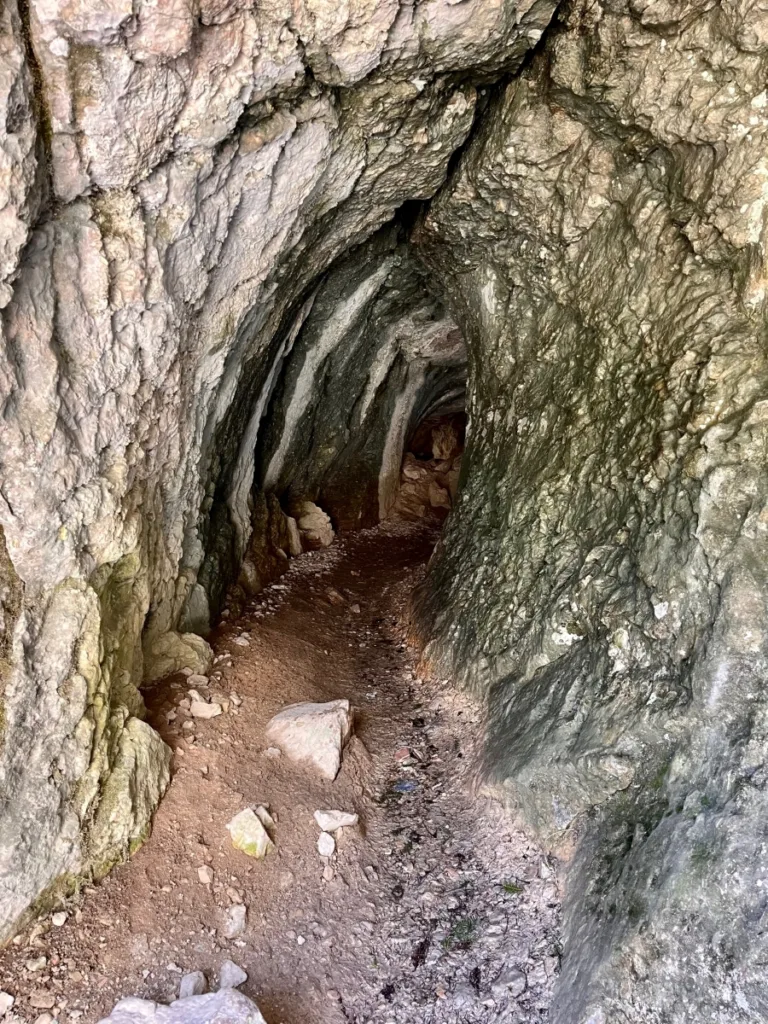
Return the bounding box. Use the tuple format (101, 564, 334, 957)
(413, 4, 768, 1020)
(3, 0, 768, 1020)
(0, 0, 550, 943)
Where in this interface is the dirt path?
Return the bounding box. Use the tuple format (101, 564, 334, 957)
(0, 520, 561, 1024)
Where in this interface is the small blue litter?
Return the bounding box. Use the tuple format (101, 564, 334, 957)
(392, 780, 418, 793)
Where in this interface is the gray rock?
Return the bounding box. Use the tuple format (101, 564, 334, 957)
(218, 960, 248, 990)
(178, 972, 207, 999)
(265, 700, 352, 780)
(97, 990, 265, 1024)
(223, 904, 247, 940)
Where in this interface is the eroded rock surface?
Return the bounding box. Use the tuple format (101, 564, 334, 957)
(2, 0, 768, 1021)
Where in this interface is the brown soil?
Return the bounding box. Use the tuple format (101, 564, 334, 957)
(0, 519, 560, 1024)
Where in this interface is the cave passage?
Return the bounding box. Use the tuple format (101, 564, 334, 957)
(2, 1, 768, 1022)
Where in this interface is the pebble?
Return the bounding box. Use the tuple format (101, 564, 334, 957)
(314, 809, 359, 832)
(187, 674, 209, 687)
(33, 1013, 53, 1024)
(232, 636, 250, 647)
(218, 960, 248, 989)
(223, 904, 247, 939)
(0, 992, 14, 1016)
(51, 912, 67, 928)
(179, 971, 207, 999)
(263, 747, 281, 758)
(198, 865, 214, 885)
(317, 832, 336, 858)
(26, 956, 47, 972)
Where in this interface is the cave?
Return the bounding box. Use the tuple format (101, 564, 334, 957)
(1, 1, 767, 1022)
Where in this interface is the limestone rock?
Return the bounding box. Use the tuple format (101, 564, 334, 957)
(189, 701, 223, 720)
(144, 633, 214, 684)
(178, 972, 207, 999)
(0, 993, 14, 1017)
(218, 961, 248, 990)
(317, 832, 335, 858)
(226, 809, 274, 859)
(97, 990, 265, 1024)
(314, 810, 359, 832)
(294, 502, 334, 551)
(223, 904, 247, 939)
(265, 700, 352, 780)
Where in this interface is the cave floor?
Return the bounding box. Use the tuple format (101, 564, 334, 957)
(0, 519, 560, 1024)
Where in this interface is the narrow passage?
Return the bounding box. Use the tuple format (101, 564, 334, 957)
(0, 521, 560, 1024)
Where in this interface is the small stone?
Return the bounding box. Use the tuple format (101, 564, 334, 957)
(326, 588, 345, 606)
(317, 832, 335, 857)
(27, 956, 47, 972)
(314, 809, 359, 832)
(223, 904, 247, 939)
(296, 935, 306, 946)
(198, 865, 214, 885)
(322, 864, 334, 881)
(218, 960, 247, 989)
(190, 701, 223, 719)
(33, 1013, 53, 1024)
(0, 992, 15, 1016)
(232, 636, 250, 647)
(326, 989, 341, 1002)
(29, 991, 56, 1010)
(179, 971, 207, 998)
(264, 747, 281, 758)
(227, 808, 274, 858)
(51, 912, 67, 927)
(230, 692, 243, 707)
(187, 674, 209, 687)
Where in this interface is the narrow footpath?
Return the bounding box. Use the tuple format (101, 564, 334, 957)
(0, 520, 561, 1024)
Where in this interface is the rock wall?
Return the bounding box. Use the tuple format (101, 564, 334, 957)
(0, 0, 550, 943)
(413, 4, 768, 1020)
(3, 0, 768, 1020)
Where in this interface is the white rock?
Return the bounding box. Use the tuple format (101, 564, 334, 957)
(317, 832, 336, 857)
(198, 865, 213, 885)
(254, 805, 275, 830)
(265, 700, 352, 780)
(314, 810, 359, 832)
(187, 674, 209, 687)
(294, 501, 334, 549)
(97, 989, 265, 1024)
(264, 747, 281, 759)
(218, 960, 248, 989)
(190, 701, 223, 720)
(226, 809, 274, 859)
(179, 971, 207, 999)
(0, 992, 14, 1017)
(51, 911, 67, 927)
(223, 904, 247, 939)
(232, 636, 250, 647)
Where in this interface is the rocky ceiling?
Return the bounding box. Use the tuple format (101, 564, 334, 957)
(2, 1, 768, 1022)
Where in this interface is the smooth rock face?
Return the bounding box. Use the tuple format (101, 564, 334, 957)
(266, 700, 352, 780)
(97, 990, 264, 1024)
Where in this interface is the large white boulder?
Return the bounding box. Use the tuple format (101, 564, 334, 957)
(265, 700, 352, 780)
(97, 989, 266, 1024)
